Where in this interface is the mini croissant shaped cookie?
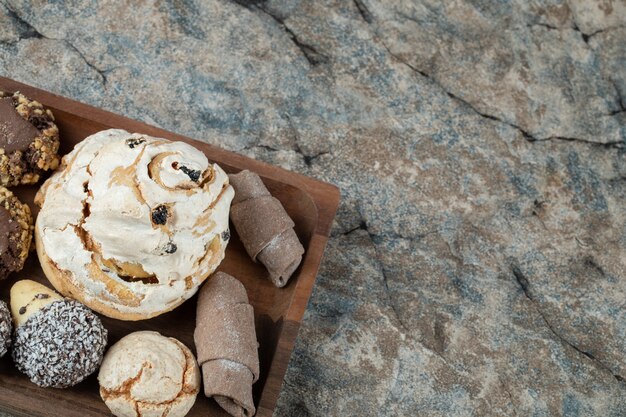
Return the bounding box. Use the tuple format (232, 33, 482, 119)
(35, 129, 234, 320)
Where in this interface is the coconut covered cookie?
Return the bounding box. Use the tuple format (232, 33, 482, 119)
(0, 300, 11, 358)
(10, 280, 107, 388)
(0, 91, 60, 186)
(35, 129, 234, 320)
(0, 186, 32, 280)
(98, 331, 200, 417)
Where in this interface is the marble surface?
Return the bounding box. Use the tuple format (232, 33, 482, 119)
(0, 0, 625, 416)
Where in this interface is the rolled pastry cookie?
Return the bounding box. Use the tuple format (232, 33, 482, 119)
(194, 272, 259, 417)
(229, 170, 304, 287)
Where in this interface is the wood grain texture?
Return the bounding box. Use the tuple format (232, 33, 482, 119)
(0, 77, 340, 417)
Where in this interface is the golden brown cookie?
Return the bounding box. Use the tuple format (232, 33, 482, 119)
(0, 91, 60, 186)
(0, 186, 32, 280)
(98, 331, 199, 417)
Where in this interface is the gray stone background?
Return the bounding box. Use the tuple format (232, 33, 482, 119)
(1, 0, 625, 416)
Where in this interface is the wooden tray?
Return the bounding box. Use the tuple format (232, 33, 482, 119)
(0, 77, 340, 417)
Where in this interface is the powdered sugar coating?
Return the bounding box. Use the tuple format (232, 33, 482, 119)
(12, 300, 107, 388)
(0, 300, 11, 357)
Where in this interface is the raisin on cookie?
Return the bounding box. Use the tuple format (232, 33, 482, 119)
(0, 91, 60, 186)
(0, 186, 33, 280)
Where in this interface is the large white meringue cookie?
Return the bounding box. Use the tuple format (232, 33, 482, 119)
(35, 129, 234, 320)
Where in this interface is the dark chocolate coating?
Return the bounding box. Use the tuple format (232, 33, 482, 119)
(0, 97, 40, 153)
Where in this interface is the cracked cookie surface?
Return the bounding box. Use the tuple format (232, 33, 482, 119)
(98, 331, 200, 417)
(35, 129, 234, 320)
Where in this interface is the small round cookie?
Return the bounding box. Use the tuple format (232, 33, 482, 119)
(0, 91, 60, 186)
(10, 280, 108, 388)
(0, 300, 11, 357)
(0, 186, 32, 280)
(99, 331, 200, 417)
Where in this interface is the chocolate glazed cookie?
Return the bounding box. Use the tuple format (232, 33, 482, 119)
(0, 186, 32, 280)
(0, 91, 60, 186)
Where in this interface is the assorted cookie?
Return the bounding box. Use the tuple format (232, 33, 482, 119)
(10, 279, 107, 388)
(98, 331, 200, 417)
(0, 186, 32, 280)
(194, 272, 260, 417)
(34, 129, 234, 320)
(0, 91, 60, 186)
(229, 170, 304, 287)
(0, 121, 308, 417)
